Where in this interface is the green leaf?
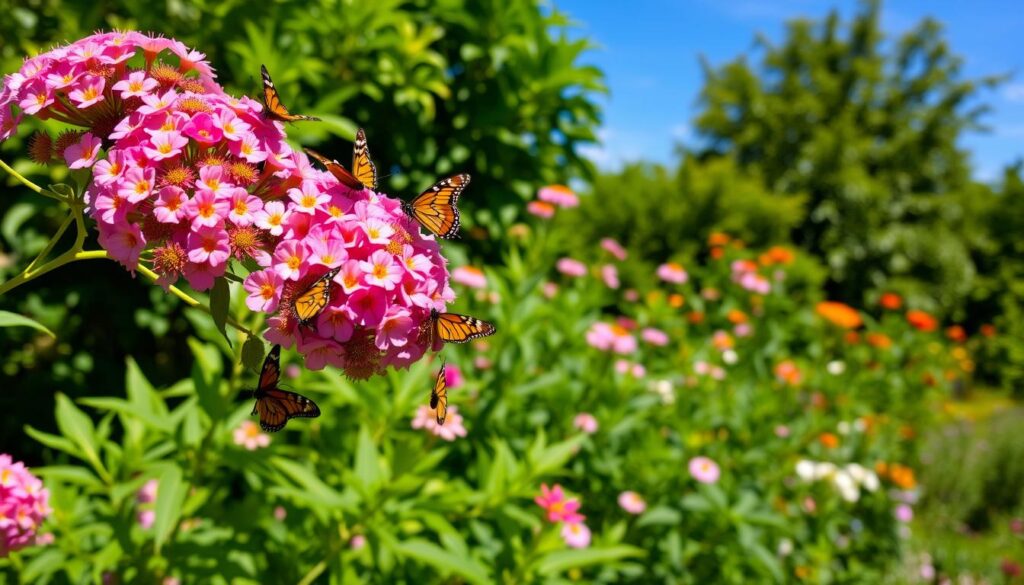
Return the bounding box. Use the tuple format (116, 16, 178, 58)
(241, 335, 265, 373)
(210, 277, 232, 347)
(153, 465, 187, 555)
(24, 425, 79, 456)
(54, 394, 108, 482)
(392, 539, 491, 585)
(271, 457, 348, 510)
(353, 426, 384, 494)
(637, 506, 682, 528)
(536, 545, 645, 575)
(0, 310, 54, 337)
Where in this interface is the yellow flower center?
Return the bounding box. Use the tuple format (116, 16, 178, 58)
(287, 256, 301, 270)
(301, 195, 317, 208)
(372, 263, 388, 279)
(134, 180, 149, 195)
(234, 200, 248, 215)
(260, 283, 275, 300)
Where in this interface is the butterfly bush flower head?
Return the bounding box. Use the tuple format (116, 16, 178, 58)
(688, 456, 721, 484)
(452, 266, 487, 289)
(0, 454, 52, 557)
(412, 404, 466, 441)
(537, 185, 579, 208)
(618, 491, 647, 515)
(233, 420, 271, 450)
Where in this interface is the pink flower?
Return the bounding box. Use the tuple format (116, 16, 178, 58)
(538, 185, 579, 208)
(350, 535, 367, 550)
(227, 189, 263, 227)
(289, 182, 330, 214)
(138, 509, 156, 530)
(244, 269, 283, 312)
(534, 484, 584, 524)
(527, 200, 556, 218)
(556, 258, 587, 278)
(274, 506, 287, 521)
(143, 130, 188, 161)
(231, 132, 268, 163)
(560, 521, 591, 548)
(585, 321, 637, 354)
(255, 201, 289, 236)
(573, 413, 598, 434)
(542, 282, 559, 298)
(153, 186, 187, 224)
(137, 479, 158, 504)
(137, 89, 178, 115)
(118, 166, 155, 204)
(774, 425, 791, 438)
(233, 420, 271, 450)
(273, 240, 308, 281)
(0, 454, 52, 555)
(657, 262, 688, 284)
(64, 132, 101, 169)
(375, 307, 414, 350)
(185, 189, 228, 230)
(600, 237, 628, 261)
(68, 76, 105, 108)
(411, 404, 467, 441)
(600, 264, 619, 289)
(182, 112, 223, 144)
(187, 227, 230, 267)
(452, 266, 487, 289)
(444, 362, 463, 389)
(614, 359, 646, 378)
(895, 504, 913, 523)
(641, 327, 669, 346)
(360, 250, 402, 291)
(688, 456, 721, 484)
(111, 71, 158, 98)
(618, 491, 647, 515)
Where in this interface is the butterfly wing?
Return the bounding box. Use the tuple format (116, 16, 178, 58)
(261, 65, 320, 123)
(304, 147, 364, 190)
(405, 174, 470, 239)
(430, 361, 448, 425)
(255, 387, 321, 432)
(351, 128, 378, 190)
(292, 268, 340, 326)
(433, 311, 496, 344)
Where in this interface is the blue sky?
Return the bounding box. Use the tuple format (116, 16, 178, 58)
(555, 0, 1024, 181)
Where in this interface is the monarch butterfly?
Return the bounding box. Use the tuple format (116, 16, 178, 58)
(429, 360, 448, 425)
(429, 309, 495, 344)
(402, 174, 470, 240)
(303, 128, 377, 191)
(260, 65, 321, 123)
(291, 268, 340, 327)
(252, 345, 321, 432)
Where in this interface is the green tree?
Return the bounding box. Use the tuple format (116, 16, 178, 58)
(693, 0, 1000, 310)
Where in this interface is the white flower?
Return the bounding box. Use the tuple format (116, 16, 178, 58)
(833, 470, 860, 502)
(650, 379, 675, 405)
(795, 459, 816, 481)
(813, 461, 837, 481)
(777, 538, 793, 557)
(722, 349, 738, 365)
(827, 360, 846, 375)
(837, 421, 851, 435)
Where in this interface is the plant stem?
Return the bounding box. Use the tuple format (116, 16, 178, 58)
(25, 214, 74, 273)
(0, 158, 42, 194)
(133, 261, 255, 336)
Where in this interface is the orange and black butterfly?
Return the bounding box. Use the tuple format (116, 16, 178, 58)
(304, 128, 377, 191)
(260, 65, 321, 123)
(429, 309, 495, 344)
(252, 345, 321, 432)
(402, 174, 470, 240)
(291, 267, 340, 327)
(429, 360, 448, 425)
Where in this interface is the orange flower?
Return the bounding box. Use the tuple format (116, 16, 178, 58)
(759, 246, 795, 266)
(888, 464, 916, 490)
(899, 425, 915, 440)
(710, 247, 725, 260)
(946, 325, 967, 343)
(980, 324, 996, 338)
(815, 301, 863, 329)
(874, 461, 888, 476)
(774, 360, 802, 385)
(712, 331, 735, 351)
(866, 332, 892, 349)
(906, 310, 938, 332)
(668, 293, 685, 308)
(879, 293, 902, 310)
(818, 432, 839, 449)
(727, 309, 748, 324)
(708, 232, 731, 247)
(687, 311, 705, 324)
(844, 331, 861, 345)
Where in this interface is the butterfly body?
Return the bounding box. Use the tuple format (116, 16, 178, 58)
(402, 174, 470, 239)
(304, 128, 377, 191)
(260, 65, 320, 123)
(429, 309, 495, 344)
(291, 268, 341, 327)
(251, 345, 321, 432)
(430, 360, 448, 425)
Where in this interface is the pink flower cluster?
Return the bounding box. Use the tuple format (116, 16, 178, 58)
(412, 404, 467, 441)
(585, 321, 637, 354)
(731, 260, 771, 295)
(0, 454, 52, 557)
(535, 484, 591, 548)
(0, 31, 218, 143)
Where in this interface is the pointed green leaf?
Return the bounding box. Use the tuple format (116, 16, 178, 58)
(0, 310, 54, 338)
(153, 466, 187, 555)
(210, 277, 232, 347)
(242, 335, 265, 373)
(536, 545, 645, 575)
(392, 539, 491, 585)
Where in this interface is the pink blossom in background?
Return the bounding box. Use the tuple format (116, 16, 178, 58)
(573, 413, 599, 434)
(895, 504, 914, 523)
(411, 405, 467, 441)
(560, 521, 591, 548)
(542, 282, 559, 298)
(734, 323, 752, 337)
(615, 359, 646, 378)
(556, 257, 587, 278)
(273, 506, 287, 521)
(535, 484, 584, 524)
(474, 356, 493, 370)
(444, 362, 463, 389)
(618, 491, 647, 515)
(233, 420, 271, 450)
(452, 266, 487, 289)
(616, 317, 638, 331)
(601, 264, 620, 289)
(689, 456, 721, 484)
(600, 237, 628, 261)
(775, 425, 791, 438)
(138, 509, 155, 530)
(586, 321, 637, 354)
(641, 327, 669, 346)
(538, 185, 579, 208)
(0, 454, 52, 556)
(527, 200, 556, 219)
(137, 479, 158, 504)
(657, 262, 688, 284)
(623, 289, 639, 302)
(350, 534, 367, 550)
